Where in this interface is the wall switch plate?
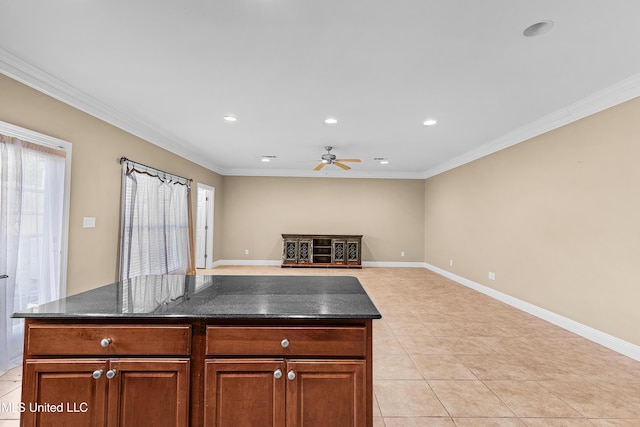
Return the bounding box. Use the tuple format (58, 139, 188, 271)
(488, 272, 496, 280)
(244, 249, 249, 255)
(401, 251, 405, 257)
(83, 217, 96, 228)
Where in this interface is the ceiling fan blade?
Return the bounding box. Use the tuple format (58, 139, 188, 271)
(334, 162, 351, 170)
(336, 158, 361, 163)
(314, 162, 326, 171)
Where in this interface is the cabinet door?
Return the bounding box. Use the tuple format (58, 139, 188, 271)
(283, 239, 298, 263)
(297, 239, 313, 264)
(347, 240, 360, 264)
(205, 359, 286, 427)
(107, 359, 190, 427)
(332, 240, 346, 264)
(22, 359, 109, 427)
(286, 360, 366, 427)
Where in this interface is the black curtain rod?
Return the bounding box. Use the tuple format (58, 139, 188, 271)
(119, 156, 193, 182)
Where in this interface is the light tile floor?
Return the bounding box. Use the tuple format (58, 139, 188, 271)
(2, 266, 640, 426)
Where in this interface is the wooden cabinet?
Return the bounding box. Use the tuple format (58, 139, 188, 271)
(282, 235, 362, 268)
(204, 324, 371, 427)
(21, 319, 374, 426)
(21, 322, 191, 427)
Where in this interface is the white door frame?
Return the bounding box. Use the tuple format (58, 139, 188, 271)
(0, 120, 72, 296)
(195, 183, 215, 269)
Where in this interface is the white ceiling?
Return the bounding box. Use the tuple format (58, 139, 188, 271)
(1, 0, 640, 179)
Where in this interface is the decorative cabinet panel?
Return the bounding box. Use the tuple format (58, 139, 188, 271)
(297, 239, 313, 264)
(347, 240, 360, 265)
(332, 240, 346, 264)
(281, 235, 362, 268)
(283, 239, 298, 263)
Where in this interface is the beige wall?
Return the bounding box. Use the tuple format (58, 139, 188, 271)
(220, 176, 425, 263)
(0, 75, 224, 295)
(424, 96, 640, 346)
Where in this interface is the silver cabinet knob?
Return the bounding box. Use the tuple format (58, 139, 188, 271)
(100, 338, 112, 347)
(92, 369, 103, 379)
(106, 369, 117, 379)
(281, 338, 289, 348)
(274, 369, 283, 379)
(287, 370, 296, 381)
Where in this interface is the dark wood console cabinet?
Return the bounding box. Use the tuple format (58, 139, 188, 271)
(281, 234, 362, 268)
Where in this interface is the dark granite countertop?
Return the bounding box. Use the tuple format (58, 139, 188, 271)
(12, 275, 381, 320)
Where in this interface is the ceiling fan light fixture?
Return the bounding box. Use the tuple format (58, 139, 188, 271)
(523, 20, 554, 37)
(423, 119, 437, 126)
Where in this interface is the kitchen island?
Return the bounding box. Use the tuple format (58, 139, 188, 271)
(13, 275, 381, 427)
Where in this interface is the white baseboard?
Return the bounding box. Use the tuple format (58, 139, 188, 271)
(424, 263, 640, 361)
(213, 260, 427, 268)
(362, 261, 427, 268)
(212, 260, 282, 267)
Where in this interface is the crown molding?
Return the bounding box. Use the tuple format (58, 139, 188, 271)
(422, 73, 640, 179)
(221, 167, 426, 179)
(4, 47, 639, 181)
(0, 47, 225, 175)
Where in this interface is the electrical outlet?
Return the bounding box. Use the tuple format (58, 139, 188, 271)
(83, 217, 96, 228)
(244, 249, 249, 255)
(401, 251, 405, 257)
(488, 272, 496, 280)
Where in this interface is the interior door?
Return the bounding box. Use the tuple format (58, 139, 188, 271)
(195, 184, 214, 269)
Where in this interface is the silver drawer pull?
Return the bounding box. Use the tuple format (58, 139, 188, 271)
(281, 338, 289, 348)
(274, 369, 283, 379)
(287, 370, 296, 381)
(106, 369, 117, 379)
(100, 338, 112, 347)
(92, 369, 103, 379)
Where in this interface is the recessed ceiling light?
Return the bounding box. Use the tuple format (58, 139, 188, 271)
(523, 20, 554, 37)
(223, 115, 237, 122)
(324, 117, 338, 125)
(261, 155, 276, 162)
(423, 119, 437, 126)
(380, 160, 389, 165)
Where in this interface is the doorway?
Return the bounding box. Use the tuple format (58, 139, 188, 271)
(0, 121, 71, 374)
(195, 183, 214, 269)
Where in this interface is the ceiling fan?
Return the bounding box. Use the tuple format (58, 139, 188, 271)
(314, 146, 362, 171)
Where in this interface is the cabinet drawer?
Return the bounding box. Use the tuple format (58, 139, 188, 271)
(27, 324, 191, 356)
(206, 326, 367, 357)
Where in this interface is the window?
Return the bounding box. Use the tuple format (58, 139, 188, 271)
(119, 159, 193, 280)
(0, 121, 71, 374)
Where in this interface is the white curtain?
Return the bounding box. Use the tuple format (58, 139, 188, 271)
(0, 135, 65, 375)
(119, 161, 192, 280)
